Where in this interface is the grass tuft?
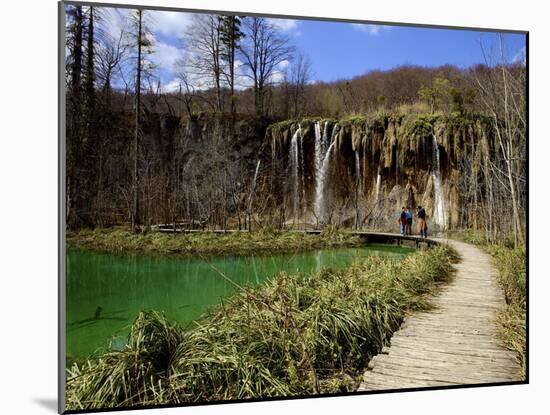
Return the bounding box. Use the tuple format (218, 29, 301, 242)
(486, 245, 526, 377)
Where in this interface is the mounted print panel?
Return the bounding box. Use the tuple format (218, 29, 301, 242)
(59, 1, 527, 413)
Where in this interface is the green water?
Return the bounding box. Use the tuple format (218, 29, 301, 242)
(66, 244, 413, 359)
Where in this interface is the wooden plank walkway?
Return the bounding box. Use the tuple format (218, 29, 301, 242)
(358, 239, 522, 391)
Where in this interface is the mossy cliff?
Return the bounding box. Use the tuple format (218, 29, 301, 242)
(265, 113, 494, 230)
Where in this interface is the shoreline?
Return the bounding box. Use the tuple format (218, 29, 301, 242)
(66, 227, 367, 258)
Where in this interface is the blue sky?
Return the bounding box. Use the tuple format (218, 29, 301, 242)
(92, 7, 526, 92)
(293, 20, 526, 82)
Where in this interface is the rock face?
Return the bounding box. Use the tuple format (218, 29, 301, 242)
(265, 114, 494, 231)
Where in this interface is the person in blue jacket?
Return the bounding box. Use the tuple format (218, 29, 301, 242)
(398, 207, 407, 236)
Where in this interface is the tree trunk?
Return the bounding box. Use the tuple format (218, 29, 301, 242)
(132, 9, 143, 232)
(67, 5, 83, 230)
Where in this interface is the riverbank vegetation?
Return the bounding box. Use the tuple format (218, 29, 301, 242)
(66, 226, 362, 257)
(66, 245, 459, 410)
(486, 245, 526, 378)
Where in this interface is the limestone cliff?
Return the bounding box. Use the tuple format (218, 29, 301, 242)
(265, 113, 494, 230)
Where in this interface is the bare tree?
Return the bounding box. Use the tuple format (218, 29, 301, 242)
(128, 9, 154, 231)
(95, 12, 130, 107)
(175, 69, 196, 117)
(473, 35, 526, 246)
(287, 52, 312, 118)
(66, 4, 84, 229)
(184, 14, 224, 112)
(174, 53, 216, 117)
(240, 17, 294, 116)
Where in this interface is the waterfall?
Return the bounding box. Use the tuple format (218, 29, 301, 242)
(362, 133, 367, 197)
(355, 150, 362, 196)
(247, 160, 261, 212)
(322, 121, 330, 151)
(289, 129, 300, 222)
(314, 125, 337, 223)
(298, 124, 306, 219)
(313, 121, 323, 222)
(314, 122, 323, 179)
(431, 133, 446, 229)
(375, 170, 381, 208)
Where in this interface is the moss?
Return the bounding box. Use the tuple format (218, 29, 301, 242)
(266, 119, 298, 134)
(66, 228, 363, 257)
(387, 113, 406, 124)
(398, 114, 463, 147)
(340, 115, 369, 126)
(443, 112, 493, 130)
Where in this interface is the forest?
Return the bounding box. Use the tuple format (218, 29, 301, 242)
(65, 5, 526, 246)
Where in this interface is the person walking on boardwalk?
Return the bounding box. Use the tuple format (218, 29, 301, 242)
(398, 207, 407, 236)
(405, 206, 413, 235)
(417, 205, 428, 237)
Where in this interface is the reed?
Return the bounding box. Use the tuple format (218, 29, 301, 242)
(486, 245, 526, 378)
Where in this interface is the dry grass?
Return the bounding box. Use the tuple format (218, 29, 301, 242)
(486, 245, 526, 378)
(66, 226, 362, 257)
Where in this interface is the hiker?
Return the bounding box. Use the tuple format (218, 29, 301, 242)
(417, 205, 428, 238)
(398, 207, 407, 236)
(405, 206, 413, 235)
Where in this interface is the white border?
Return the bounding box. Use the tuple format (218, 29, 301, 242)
(1, 1, 546, 414)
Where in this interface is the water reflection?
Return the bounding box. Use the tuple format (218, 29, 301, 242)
(66, 244, 412, 358)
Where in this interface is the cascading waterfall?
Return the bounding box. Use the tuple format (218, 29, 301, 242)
(298, 124, 306, 219)
(314, 122, 323, 178)
(362, 131, 368, 198)
(354, 149, 362, 229)
(247, 160, 261, 212)
(431, 133, 447, 229)
(355, 150, 362, 196)
(323, 121, 330, 150)
(313, 121, 323, 222)
(289, 128, 300, 223)
(375, 170, 382, 208)
(314, 125, 337, 223)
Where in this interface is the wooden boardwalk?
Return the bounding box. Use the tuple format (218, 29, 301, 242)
(358, 239, 522, 391)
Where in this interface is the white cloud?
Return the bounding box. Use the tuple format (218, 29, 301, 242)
(278, 60, 290, 70)
(352, 23, 392, 36)
(512, 46, 526, 65)
(161, 78, 182, 93)
(268, 71, 286, 84)
(148, 10, 193, 37)
(150, 40, 184, 72)
(101, 7, 131, 42)
(267, 18, 299, 32)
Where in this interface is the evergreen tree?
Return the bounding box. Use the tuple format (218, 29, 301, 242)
(218, 15, 245, 114)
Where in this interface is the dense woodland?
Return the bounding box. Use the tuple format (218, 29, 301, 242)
(65, 5, 526, 245)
